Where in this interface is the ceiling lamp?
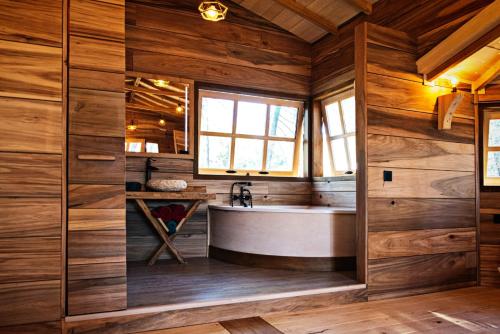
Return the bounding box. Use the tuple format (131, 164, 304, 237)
(127, 119, 138, 131)
(176, 103, 184, 113)
(153, 79, 170, 88)
(198, 1, 228, 22)
(158, 119, 166, 126)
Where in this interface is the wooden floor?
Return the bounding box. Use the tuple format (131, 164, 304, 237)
(127, 258, 357, 308)
(137, 287, 500, 333)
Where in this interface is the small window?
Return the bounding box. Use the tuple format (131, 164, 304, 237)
(484, 109, 500, 186)
(197, 90, 305, 177)
(321, 89, 356, 176)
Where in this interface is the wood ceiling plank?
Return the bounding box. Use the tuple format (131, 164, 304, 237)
(273, 0, 338, 35)
(344, 0, 373, 14)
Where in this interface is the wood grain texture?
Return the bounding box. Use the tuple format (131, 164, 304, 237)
(0, 97, 61, 154)
(367, 134, 475, 171)
(0, 280, 60, 326)
(0, 321, 61, 334)
(68, 230, 126, 265)
(368, 167, 475, 198)
(68, 276, 126, 315)
(311, 192, 356, 208)
(0, 0, 62, 47)
(0, 152, 61, 197)
(69, 184, 125, 209)
(70, 35, 124, 73)
(368, 228, 476, 259)
(68, 209, 125, 231)
(136, 323, 229, 334)
(367, 42, 420, 82)
(220, 317, 282, 334)
(368, 252, 477, 297)
(480, 216, 500, 245)
(70, 0, 125, 41)
(368, 198, 476, 232)
(0, 198, 61, 237)
(480, 192, 500, 209)
(69, 88, 125, 137)
(69, 135, 125, 185)
(0, 40, 61, 101)
(479, 245, 500, 286)
(68, 262, 126, 281)
(69, 68, 124, 92)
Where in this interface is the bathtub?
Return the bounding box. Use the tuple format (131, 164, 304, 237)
(208, 205, 356, 271)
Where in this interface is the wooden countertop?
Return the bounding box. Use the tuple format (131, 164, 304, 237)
(126, 191, 216, 200)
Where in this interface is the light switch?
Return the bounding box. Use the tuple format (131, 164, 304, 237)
(383, 170, 392, 182)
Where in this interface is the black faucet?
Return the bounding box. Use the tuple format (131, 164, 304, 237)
(145, 158, 159, 185)
(230, 182, 253, 207)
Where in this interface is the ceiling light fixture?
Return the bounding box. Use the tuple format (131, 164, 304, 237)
(153, 79, 170, 88)
(198, 1, 228, 22)
(158, 119, 166, 126)
(176, 103, 183, 113)
(127, 119, 138, 131)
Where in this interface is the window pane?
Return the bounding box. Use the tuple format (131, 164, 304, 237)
(146, 142, 159, 153)
(341, 96, 355, 133)
(199, 136, 231, 169)
(325, 102, 343, 136)
(266, 141, 295, 171)
(234, 138, 264, 170)
(127, 142, 142, 153)
(347, 136, 356, 171)
(488, 119, 500, 147)
(236, 101, 267, 136)
(269, 106, 298, 138)
(331, 138, 348, 171)
(487, 152, 500, 177)
(201, 97, 234, 133)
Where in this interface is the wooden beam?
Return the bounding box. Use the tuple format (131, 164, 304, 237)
(417, 0, 500, 80)
(128, 77, 141, 103)
(125, 85, 185, 98)
(126, 103, 183, 119)
(343, 0, 372, 14)
(273, 0, 338, 34)
(472, 59, 500, 92)
(437, 92, 467, 130)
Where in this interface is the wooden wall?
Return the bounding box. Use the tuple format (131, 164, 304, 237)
(480, 191, 500, 286)
(312, 178, 356, 208)
(0, 0, 64, 330)
(67, 0, 127, 315)
(357, 22, 478, 299)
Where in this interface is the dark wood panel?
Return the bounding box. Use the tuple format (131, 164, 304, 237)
(368, 252, 477, 297)
(68, 262, 126, 281)
(68, 209, 125, 231)
(367, 105, 475, 144)
(480, 192, 500, 210)
(367, 42, 419, 82)
(68, 230, 126, 265)
(69, 184, 125, 209)
(0, 97, 61, 154)
(368, 167, 475, 198)
(130, 50, 309, 96)
(127, 234, 207, 262)
(312, 44, 354, 87)
(70, 35, 124, 73)
(0, 40, 61, 101)
(367, 134, 474, 171)
(0, 152, 61, 197)
(127, 157, 193, 173)
(0, 280, 60, 326)
(69, 68, 124, 92)
(69, 88, 125, 137)
(311, 192, 356, 208)
(479, 245, 500, 287)
(480, 216, 500, 245)
(368, 198, 476, 232)
(0, 321, 61, 334)
(0, 0, 62, 47)
(68, 135, 125, 185)
(220, 317, 283, 334)
(70, 0, 125, 41)
(368, 228, 476, 259)
(0, 198, 61, 237)
(127, 25, 310, 76)
(67, 276, 126, 315)
(365, 23, 416, 53)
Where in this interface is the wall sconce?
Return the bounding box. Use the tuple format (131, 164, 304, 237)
(198, 1, 228, 22)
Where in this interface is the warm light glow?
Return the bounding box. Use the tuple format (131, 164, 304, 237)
(158, 119, 166, 126)
(127, 119, 138, 131)
(176, 104, 183, 113)
(198, 1, 228, 21)
(153, 79, 170, 88)
(450, 76, 459, 87)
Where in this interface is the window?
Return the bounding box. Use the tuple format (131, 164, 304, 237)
(484, 109, 500, 186)
(198, 90, 305, 177)
(321, 89, 356, 176)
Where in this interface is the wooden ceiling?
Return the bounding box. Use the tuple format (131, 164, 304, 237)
(232, 0, 378, 43)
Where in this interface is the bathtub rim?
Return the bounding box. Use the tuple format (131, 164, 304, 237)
(208, 204, 356, 214)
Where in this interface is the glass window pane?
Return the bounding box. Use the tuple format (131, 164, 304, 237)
(127, 142, 142, 153)
(236, 101, 267, 136)
(198, 136, 231, 169)
(488, 119, 500, 147)
(269, 106, 298, 138)
(331, 138, 348, 172)
(341, 96, 355, 133)
(200, 97, 234, 133)
(347, 136, 356, 171)
(146, 142, 159, 153)
(234, 138, 264, 170)
(266, 141, 295, 171)
(487, 152, 500, 177)
(325, 102, 343, 136)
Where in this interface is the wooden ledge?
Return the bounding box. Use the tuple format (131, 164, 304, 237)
(126, 191, 216, 200)
(437, 91, 468, 130)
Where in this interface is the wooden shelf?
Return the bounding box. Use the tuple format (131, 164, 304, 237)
(126, 191, 216, 200)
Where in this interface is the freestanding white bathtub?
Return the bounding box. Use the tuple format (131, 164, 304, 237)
(208, 205, 356, 271)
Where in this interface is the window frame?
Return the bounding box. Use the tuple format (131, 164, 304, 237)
(483, 109, 500, 186)
(197, 89, 305, 177)
(320, 88, 356, 176)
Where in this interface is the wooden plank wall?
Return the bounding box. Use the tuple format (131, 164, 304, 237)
(311, 178, 356, 208)
(124, 1, 312, 261)
(358, 23, 478, 300)
(480, 192, 500, 286)
(126, 157, 312, 261)
(0, 1, 64, 331)
(67, 0, 127, 315)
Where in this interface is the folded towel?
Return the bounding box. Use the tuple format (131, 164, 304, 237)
(152, 204, 186, 223)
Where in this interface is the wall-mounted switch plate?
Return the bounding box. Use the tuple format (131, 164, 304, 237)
(383, 170, 392, 182)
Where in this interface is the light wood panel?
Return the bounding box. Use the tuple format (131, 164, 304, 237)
(70, 35, 124, 73)
(220, 317, 282, 334)
(68, 230, 126, 265)
(69, 68, 124, 92)
(68, 209, 126, 231)
(70, 0, 125, 41)
(69, 184, 125, 209)
(67, 276, 126, 315)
